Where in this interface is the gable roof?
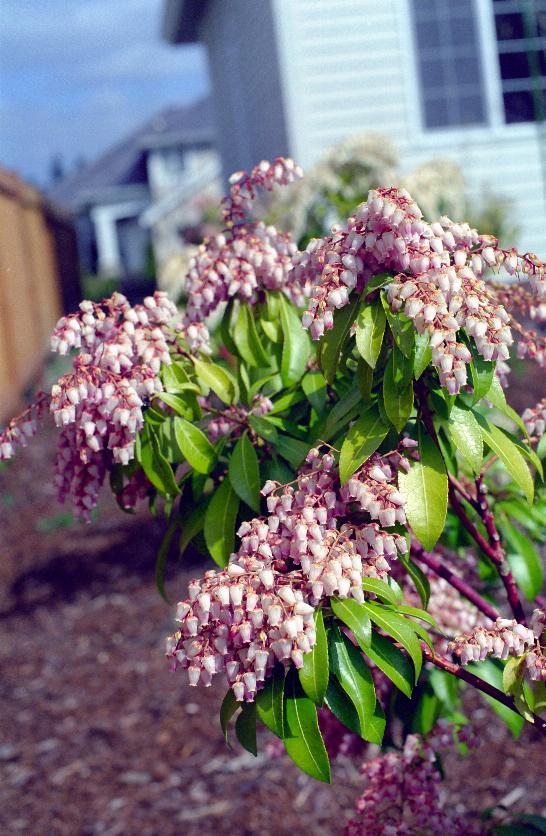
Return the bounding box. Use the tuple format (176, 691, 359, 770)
(49, 96, 214, 211)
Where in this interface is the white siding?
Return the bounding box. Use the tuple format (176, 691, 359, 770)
(272, 0, 546, 257)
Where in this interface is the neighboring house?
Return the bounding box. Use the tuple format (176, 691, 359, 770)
(49, 97, 220, 284)
(163, 0, 546, 257)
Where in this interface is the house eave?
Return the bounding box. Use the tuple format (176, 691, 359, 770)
(162, 0, 208, 44)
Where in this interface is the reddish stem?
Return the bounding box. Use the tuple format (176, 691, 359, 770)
(411, 546, 499, 622)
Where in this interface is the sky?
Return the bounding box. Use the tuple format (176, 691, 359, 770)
(0, 0, 209, 187)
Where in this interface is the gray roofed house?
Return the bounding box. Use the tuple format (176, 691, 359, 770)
(49, 96, 220, 284)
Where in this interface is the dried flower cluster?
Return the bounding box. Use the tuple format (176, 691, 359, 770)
(166, 446, 408, 698)
(181, 158, 305, 354)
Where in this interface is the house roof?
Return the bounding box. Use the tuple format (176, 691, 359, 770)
(49, 96, 214, 211)
(162, 0, 208, 44)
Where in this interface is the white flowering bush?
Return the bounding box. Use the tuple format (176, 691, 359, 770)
(2, 158, 546, 832)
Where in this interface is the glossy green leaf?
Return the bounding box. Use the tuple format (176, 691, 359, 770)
(355, 300, 386, 368)
(500, 428, 543, 480)
(398, 425, 448, 551)
(381, 294, 415, 358)
(220, 688, 239, 746)
(321, 388, 362, 441)
(474, 411, 534, 503)
(382, 347, 414, 432)
(279, 295, 310, 386)
(469, 348, 495, 404)
(284, 670, 331, 783)
(235, 700, 257, 756)
(232, 302, 270, 368)
(324, 676, 360, 735)
(302, 370, 327, 415)
(228, 432, 260, 512)
(339, 404, 388, 484)
(331, 597, 372, 647)
(361, 577, 401, 606)
(179, 503, 206, 558)
(501, 517, 544, 600)
(174, 417, 216, 475)
(329, 627, 376, 737)
(248, 414, 279, 444)
(203, 478, 240, 567)
(299, 609, 329, 705)
(363, 601, 422, 680)
(398, 553, 431, 608)
(363, 630, 413, 697)
(356, 358, 374, 402)
(485, 375, 528, 437)
(256, 664, 285, 738)
(468, 659, 524, 737)
(413, 330, 432, 380)
(319, 292, 361, 384)
(274, 434, 310, 469)
(445, 403, 483, 475)
(193, 358, 239, 405)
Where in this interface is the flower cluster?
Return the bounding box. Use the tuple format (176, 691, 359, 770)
(522, 398, 546, 441)
(205, 394, 273, 442)
(294, 184, 544, 389)
(1, 292, 180, 519)
(0, 393, 49, 461)
(340, 451, 408, 528)
(448, 615, 538, 664)
(167, 446, 408, 698)
(345, 732, 472, 835)
(180, 158, 305, 353)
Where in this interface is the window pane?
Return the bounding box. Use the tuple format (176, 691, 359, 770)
(499, 51, 530, 79)
(495, 13, 525, 40)
(424, 96, 450, 128)
(453, 56, 482, 84)
(458, 94, 487, 124)
(503, 89, 535, 121)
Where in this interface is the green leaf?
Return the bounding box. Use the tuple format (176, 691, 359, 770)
(228, 432, 260, 512)
(356, 358, 374, 402)
(474, 411, 534, 504)
(398, 424, 448, 551)
(413, 330, 432, 380)
(363, 630, 414, 698)
(329, 627, 376, 738)
(295, 610, 328, 707)
(136, 425, 181, 497)
(321, 388, 362, 441)
(279, 295, 310, 386)
(503, 655, 526, 695)
(445, 403, 483, 475)
(501, 517, 544, 600)
(155, 513, 178, 602)
(331, 597, 372, 647)
(361, 577, 401, 606)
(381, 294, 415, 358)
(232, 303, 270, 368)
(355, 299, 386, 368)
(235, 701, 257, 756)
(319, 292, 361, 384)
(302, 370, 327, 415)
(339, 404, 388, 484)
(537, 433, 546, 460)
(412, 685, 440, 735)
(284, 670, 331, 783)
(248, 414, 279, 444)
(382, 347, 414, 432)
(485, 375, 528, 437)
(469, 347, 495, 404)
(274, 434, 310, 469)
(193, 358, 239, 405)
(398, 553, 431, 608)
(429, 668, 460, 711)
(468, 659, 524, 737)
(500, 428, 543, 480)
(179, 503, 206, 558)
(363, 601, 422, 680)
(220, 688, 239, 745)
(203, 478, 240, 567)
(324, 676, 360, 736)
(174, 417, 217, 475)
(256, 664, 285, 738)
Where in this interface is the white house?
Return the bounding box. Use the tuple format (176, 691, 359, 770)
(49, 97, 220, 285)
(163, 0, 546, 257)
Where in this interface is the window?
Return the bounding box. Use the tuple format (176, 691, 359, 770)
(410, 0, 487, 129)
(493, 0, 546, 123)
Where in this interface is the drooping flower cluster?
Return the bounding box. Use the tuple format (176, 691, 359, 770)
(340, 450, 408, 528)
(0, 393, 49, 461)
(522, 398, 546, 441)
(180, 158, 305, 353)
(1, 292, 180, 519)
(345, 731, 473, 835)
(448, 612, 541, 666)
(294, 184, 544, 389)
(205, 394, 273, 442)
(167, 446, 408, 698)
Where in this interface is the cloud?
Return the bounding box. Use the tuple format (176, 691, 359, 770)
(0, 0, 209, 184)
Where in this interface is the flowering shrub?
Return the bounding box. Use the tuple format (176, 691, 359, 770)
(2, 158, 546, 832)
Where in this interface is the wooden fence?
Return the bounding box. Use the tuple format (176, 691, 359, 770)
(0, 168, 80, 423)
